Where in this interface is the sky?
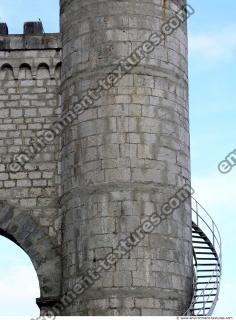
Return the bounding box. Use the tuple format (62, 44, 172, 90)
(0, 0, 236, 317)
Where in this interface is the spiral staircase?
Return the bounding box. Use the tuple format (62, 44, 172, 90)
(185, 197, 222, 316)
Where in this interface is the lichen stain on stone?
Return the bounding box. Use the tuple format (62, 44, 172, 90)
(162, 0, 168, 19)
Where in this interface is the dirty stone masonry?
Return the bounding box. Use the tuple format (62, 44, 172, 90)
(0, 0, 192, 316)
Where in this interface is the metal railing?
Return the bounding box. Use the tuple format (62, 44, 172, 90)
(184, 197, 222, 316)
(192, 197, 221, 259)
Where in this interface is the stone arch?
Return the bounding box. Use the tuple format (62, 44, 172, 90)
(37, 62, 50, 79)
(0, 63, 14, 80)
(18, 63, 32, 79)
(0, 200, 62, 311)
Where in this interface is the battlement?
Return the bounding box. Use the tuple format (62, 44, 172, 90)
(0, 23, 8, 35)
(0, 21, 61, 80)
(0, 33, 61, 51)
(0, 22, 61, 51)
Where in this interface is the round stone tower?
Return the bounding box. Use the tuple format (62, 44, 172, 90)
(60, 0, 193, 315)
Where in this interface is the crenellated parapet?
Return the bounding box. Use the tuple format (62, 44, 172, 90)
(0, 21, 61, 49)
(0, 22, 61, 80)
(0, 33, 61, 51)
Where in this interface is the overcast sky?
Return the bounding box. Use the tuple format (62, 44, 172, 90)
(0, 0, 236, 317)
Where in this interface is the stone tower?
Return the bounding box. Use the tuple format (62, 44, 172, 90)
(60, 0, 193, 315)
(0, 0, 193, 316)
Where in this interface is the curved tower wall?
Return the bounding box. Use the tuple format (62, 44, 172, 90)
(60, 0, 192, 315)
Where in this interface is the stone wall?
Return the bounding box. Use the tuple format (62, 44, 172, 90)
(60, 0, 192, 316)
(0, 30, 63, 306)
(0, 33, 61, 239)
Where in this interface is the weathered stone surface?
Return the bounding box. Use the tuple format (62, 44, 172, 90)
(0, 20, 63, 315)
(0, 201, 61, 298)
(0, 0, 192, 316)
(60, 0, 192, 316)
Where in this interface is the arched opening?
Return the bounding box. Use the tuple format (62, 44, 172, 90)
(37, 63, 50, 79)
(0, 233, 40, 316)
(0, 64, 14, 80)
(0, 201, 62, 315)
(19, 63, 32, 79)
